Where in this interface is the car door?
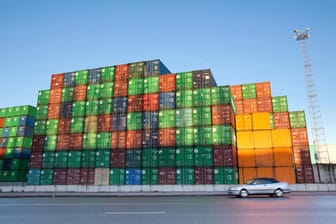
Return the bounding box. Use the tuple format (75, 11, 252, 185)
(260, 178, 276, 194)
(248, 179, 265, 194)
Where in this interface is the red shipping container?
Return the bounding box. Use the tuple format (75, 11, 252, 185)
(115, 64, 129, 82)
(50, 73, 64, 89)
(58, 118, 72, 134)
(291, 128, 309, 146)
(29, 152, 43, 168)
(74, 85, 87, 101)
(159, 128, 176, 147)
(0, 118, 5, 128)
(32, 135, 46, 152)
(211, 105, 234, 126)
(293, 145, 312, 164)
(53, 169, 68, 185)
(66, 169, 81, 185)
(97, 114, 113, 132)
(296, 164, 314, 183)
(47, 103, 61, 119)
(230, 85, 243, 101)
(243, 98, 258, 114)
(143, 93, 159, 112)
(110, 149, 126, 168)
(126, 130, 143, 149)
(80, 168, 95, 185)
(194, 167, 214, 184)
(113, 81, 128, 97)
(257, 97, 273, 112)
(49, 88, 63, 104)
(158, 167, 176, 184)
(111, 131, 127, 149)
(56, 134, 71, 151)
(159, 74, 176, 92)
(128, 95, 143, 112)
(69, 134, 83, 150)
(235, 100, 244, 115)
(273, 112, 290, 129)
(0, 148, 6, 158)
(213, 145, 237, 167)
(256, 81, 271, 98)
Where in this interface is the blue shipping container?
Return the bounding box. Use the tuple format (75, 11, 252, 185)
(142, 129, 159, 148)
(18, 116, 35, 127)
(125, 168, 142, 185)
(143, 112, 159, 129)
(2, 128, 10, 138)
(88, 68, 102, 84)
(112, 113, 127, 131)
(1, 138, 8, 147)
(113, 97, 128, 113)
(63, 72, 76, 87)
(60, 102, 73, 118)
(159, 92, 176, 109)
(16, 126, 34, 137)
(145, 59, 171, 77)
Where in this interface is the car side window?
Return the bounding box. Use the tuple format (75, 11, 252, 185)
(253, 179, 261, 185)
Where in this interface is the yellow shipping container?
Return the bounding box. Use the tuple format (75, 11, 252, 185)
(252, 112, 271, 130)
(235, 114, 252, 131)
(239, 167, 256, 184)
(237, 131, 254, 149)
(253, 130, 273, 148)
(273, 147, 294, 167)
(272, 129, 292, 148)
(238, 149, 256, 167)
(274, 167, 296, 184)
(255, 148, 274, 167)
(256, 167, 274, 178)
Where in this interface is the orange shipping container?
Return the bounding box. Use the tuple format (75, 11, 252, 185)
(237, 131, 254, 149)
(235, 100, 244, 115)
(115, 64, 129, 82)
(243, 98, 257, 114)
(47, 103, 61, 119)
(159, 74, 176, 92)
(0, 148, 6, 158)
(0, 118, 4, 128)
(212, 105, 235, 126)
(252, 112, 271, 130)
(143, 93, 159, 112)
(273, 147, 294, 167)
(159, 128, 176, 147)
(113, 81, 128, 97)
(126, 130, 142, 149)
(256, 81, 271, 98)
(239, 167, 256, 184)
(73, 85, 87, 101)
(272, 129, 292, 148)
(257, 97, 273, 112)
(255, 148, 274, 167)
(273, 112, 290, 129)
(49, 88, 63, 104)
(235, 114, 252, 131)
(238, 149, 256, 167)
(111, 131, 126, 149)
(230, 85, 243, 101)
(275, 167, 296, 184)
(51, 73, 64, 89)
(128, 95, 143, 112)
(256, 167, 274, 178)
(291, 128, 309, 146)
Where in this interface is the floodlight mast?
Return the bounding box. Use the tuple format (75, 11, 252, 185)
(294, 28, 331, 182)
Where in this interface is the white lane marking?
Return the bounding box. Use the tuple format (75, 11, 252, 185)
(0, 203, 171, 207)
(105, 212, 166, 215)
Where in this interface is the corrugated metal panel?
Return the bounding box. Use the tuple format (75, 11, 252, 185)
(236, 131, 254, 149)
(255, 148, 274, 167)
(235, 114, 252, 131)
(253, 130, 272, 148)
(272, 129, 292, 148)
(239, 167, 256, 184)
(273, 147, 294, 167)
(237, 149, 256, 167)
(252, 112, 271, 130)
(275, 167, 296, 184)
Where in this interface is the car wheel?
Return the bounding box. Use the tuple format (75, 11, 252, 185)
(240, 189, 248, 198)
(274, 189, 284, 197)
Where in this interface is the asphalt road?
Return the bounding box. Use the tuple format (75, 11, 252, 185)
(1, 193, 336, 224)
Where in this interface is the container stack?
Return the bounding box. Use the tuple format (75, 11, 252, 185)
(0, 105, 36, 182)
(233, 82, 296, 184)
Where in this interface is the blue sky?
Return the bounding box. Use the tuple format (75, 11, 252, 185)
(0, 0, 335, 144)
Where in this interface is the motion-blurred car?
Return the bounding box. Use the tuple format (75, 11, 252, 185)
(228, 177, 291, 198)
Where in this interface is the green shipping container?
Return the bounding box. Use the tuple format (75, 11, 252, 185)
(141, 148, 159, 168)
(75, 70, 88, 85)
(101, 66, 115, 83)
(46, 119, 59, 135)
(242, 83, 257, 99)
(72, 101, 86, 117)
(176, 108, 193, 127)
(176, 90, 193, 108)
(128, 78, 144, 95)
(70, 117, 84, 133)
(0, 108, 8, 117)
(212, 125, 233, 145)
(127, 112, 143, 130)
(36, 105, 48, 120)
(96, 150, 110, 168)
(192, 107, 212, 126)
(0, 160, 3, 169)
(213, 167, 238, 184)
(144, 76, 159, 93)
(176, 128, 194, 146)
(211, 86, 232, 105)
(176, 167, 194, 185)
(16, 170, 28, 182)
(15, 137, 32, 148)
(193, 127, 213, 145)
(81, 151, 96, 168)
(109, 168, 125, 185)
(61, 88, 74, 102)
(5, 148, 13, 158)
(85, 100, 99, 116)
(4, 117, 19, 127)
(129, 62, 145, 78)
(289, 111, 306, 128)
(176, 72, 193, 90)
(272, 96, 288, 113)
(86, 84, 101, 100)
(19, 105, 36, 116)
(34, 120, 47, 135)
(176, 147, 194, 167)
(100, 82, 114, 98)
(55, 151, 68, 168)
(27, 169, 41, 185)
(42, 152, 55, 169)
(44, 135, 57, 151)
(194, 146, 213, 166)
(83, 133, 97, 150)
(40, 169, 53, 185)
(37, 90, 50, 105)
(9, 127, 18, 137)
(97, 132, 111, 149)
(67, 151, 82, 168)
(6, 138, 15, 148)
(98, 98, 113, 115)
(141, 168, 158, 185)
(158, 148, 176, 167)
(193, 88, 211, 107)
(159, 110, 175, 128)
(12, 107, 21, 116)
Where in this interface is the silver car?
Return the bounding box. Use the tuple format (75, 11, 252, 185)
(228, 177, 291, 198)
